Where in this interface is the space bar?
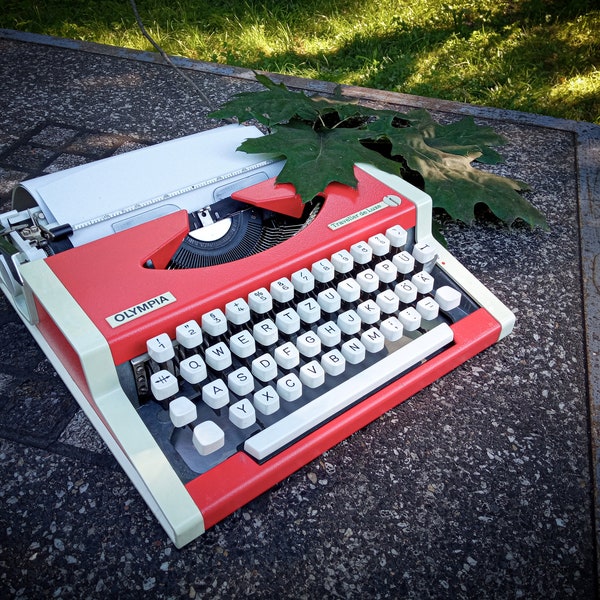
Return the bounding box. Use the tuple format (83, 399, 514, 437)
(244, 323, 454, 461)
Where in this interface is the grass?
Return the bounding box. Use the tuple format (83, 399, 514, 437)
(1, 0, 598, 123)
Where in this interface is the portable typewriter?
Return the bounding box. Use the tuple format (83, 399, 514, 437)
(0, 124, 514, 547)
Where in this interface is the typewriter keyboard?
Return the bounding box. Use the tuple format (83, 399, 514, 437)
(129, 225, 477, 480)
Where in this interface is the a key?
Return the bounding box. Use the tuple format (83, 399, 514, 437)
(169, 396, 197, 428)
(150, 369, 178, 401)
(147, 333, 175, 363)
(193, 421, 225, 456)
(175, 320, 203, 349)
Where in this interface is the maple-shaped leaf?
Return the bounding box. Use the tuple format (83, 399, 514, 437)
(239, 122, 401, 201)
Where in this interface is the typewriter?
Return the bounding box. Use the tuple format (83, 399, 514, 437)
(0, 124, 514, 547)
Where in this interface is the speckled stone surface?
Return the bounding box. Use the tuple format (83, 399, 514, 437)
(0, 31, 598, 599)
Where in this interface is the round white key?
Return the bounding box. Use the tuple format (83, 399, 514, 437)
(321, 349, 346, 376)
(341, 338, 366, 364)
(291, 268, 315, 294)
(361, 327, 386, 353)
(300, 360, 325, 388)
(434, 286, 462, 311)
(312, 258, 335, 283)
(274, 341, 300, 369)
(392, 251, 415, 274)
(169, 396, 197, 428)
(202, 379, 229, 409)
(416, 297, 440, 320)
(357, 299, 380, 324)
(225, 298, 251, 325)
(275, 308, 301, 335)
(146, 333, 175, 363)
(228, 367, 254, 396)
(253, 319, 278, 346)
(248, 287, 272, 314)
(368, 233, 390, 256)
(374, 260, 398, 283)
(356, 269, 379, 293)
(386, 225, 407, 248)
(337, 278, 361, 303)
(175, 320, 203, 349)
(337, 309, 362, 335)
(376, 290, 400, 314)
(395, 280, 418, 303)
(150, 369, 178, 401)
(229, 399, 256, 429)
(399, 307, 422, 331)
(229, 331, 256, 358)
(192, 421, 224, 456)
(380, 316, 404, 341)
(202, 309, 227, 336)
(297, 298, 321, 324)
(253, 385, 280, 415)
(205, 341, 232, 370)
(412, 271, 435, 294)
(297, 331, 321, 357)
(277, 373, 303, 402)
(350, 241, 372, 264)
(331, 249, 354, 273)
(317, 321, 342, 347)
(412, 241, 437, 264)
(317, 288, 341, 313)
(251, 353, 278, 382)
(270, 277, 295, 303)
(180, 354, 208, 385)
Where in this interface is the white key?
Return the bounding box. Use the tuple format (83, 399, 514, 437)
(361, 327, 386, 353)
(150, 370, 178, 401)
(205, 341, 232, 370)
(291, 268, 314, 293)
(229, 399, 256, 429)
(277, 373, 303, 402)
(317, 288, 341, 313)
(169, 396, 197, 427)
(274, 341, 300, 369)
(416, 297, 440, 320)
(374, 259, 398, 283)
(253, 319, 278, 346)
(321, 349, 346, 376)
(350, 241, 372, 264)
(244, 325, 454, 461)
(248, 287, 272, 314)
(434, 286, 462, 311)
(412, 241, 437, 264)
(317, 321, 342, 347)
(331, 249, 354, 273)
(300, 360, 325, 389)
(395, 279, 418, 303)
(412, 271, 435, 294)
(380, 316, 404, 341)
(175, 320, 203, 349)
(297, 298, 320, 324)
(275, 308, 301, 334)
(337, 309, 362, 335)
(146, 333, 175, 363)
(357, 299, 380, 324)
(228, 367, 254, 396)
(179, 354, 208, 385)
(251, 353, 278, 382)
(368, 233, 390, 256)
(386, 225, 407, 248)
(202, 309, 227, 337)
(296, 331, 321, 358)
(356, 269, 379, 293)
(341, 338, 366, 364)
(253, 385, 280, 416)
(270, 277, 295, 303)
(229, 330, 256, 358)
(225, 298, 251, 325)
(392, 251, 415, 274)
(192, 421, 224, 456)
(399, 306, 422, 331)
(312, 258, 335, 283)
(376, 290, 400, 314)
(337, 278, 361, 302)
(202, 379, 229, 409)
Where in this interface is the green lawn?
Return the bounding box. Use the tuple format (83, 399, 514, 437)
(2, 0, 598, 123)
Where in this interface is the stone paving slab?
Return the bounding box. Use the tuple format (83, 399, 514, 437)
(0, 29, 598, 599)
